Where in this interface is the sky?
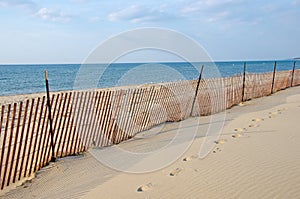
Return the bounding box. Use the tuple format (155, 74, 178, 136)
(0, 0, 299, 64)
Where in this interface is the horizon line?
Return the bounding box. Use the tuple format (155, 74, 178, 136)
(0, 58, 297, 65)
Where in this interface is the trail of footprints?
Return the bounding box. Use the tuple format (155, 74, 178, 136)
(136, 107, 287, 193)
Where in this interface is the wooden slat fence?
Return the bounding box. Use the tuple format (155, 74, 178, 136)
(0, 69, 299, 191)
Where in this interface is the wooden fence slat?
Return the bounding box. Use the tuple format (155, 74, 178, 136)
(135, 88, 148, 133)
(118, 89, 136, 142)
(143, 87, 158, 130)
(109, 90, 123, 144)
(45, 94, 62, 160)
(2, 103, 16, 188)
(106, 93, 116, 144)
(135, 88, 148, 134)
(114, 90, 127, 144)
(64, 92, 77, 156)
(75, 92, 88, 152)
(94, 91, 105, 147)
(13, 100, 28, 183)
(70, 92, 84, 154)
(111, 90, 125, 144)
(96, 91, 109, 147)
(99, 91, 115, 146)
(72, 92, 86, 154)
(115, 89, 132, 143)
(90, 91, 103, 147)
(126, 89, 138, 138)
(40, 95, 57, 167)
(0, 104, 10, 187)
(34, 96, 47, 172)
(80, 91, 93, 151)
(28, 97, 45, 175)
(82, 91, 95, 148)
(0, 105, 4, 137)
(113, 90, 126, 144)
(138, 87, 153, 133)
(128, 88, 144, 137)
(154, 86, 166, 126)
(100, 91, 113, 146)
(57, 92, 72, 157)
(87, 91, 100, 147)
(54, 93, 68, 155)
(148, 87, 160, 128)
(7, 102, 22, 186)
(122, 89, 138, 140)
(19, 99, 34, 180)
(24, 98, 40, 178)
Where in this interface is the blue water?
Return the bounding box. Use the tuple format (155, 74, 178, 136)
(0, 60, 298, 96)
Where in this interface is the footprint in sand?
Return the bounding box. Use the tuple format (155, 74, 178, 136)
(183, 155, 198, 161)
(252, 118, 264, 122)
(169, 168, 182, 176)
(137, 183, 153, 192)
(269, 111, 280, 115)
(214, 139, 227, 144)
(213, 147, 222, 153)
(249, 123, 260, 128)
(234, 128, 246, 132)
(232, 128, 248, 138)
(232, 133, 243, 138)
(268, 111, 281, 118)
(278, 108, 287, 111)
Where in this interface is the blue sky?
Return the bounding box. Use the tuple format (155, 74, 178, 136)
(0, 0, 299, 63)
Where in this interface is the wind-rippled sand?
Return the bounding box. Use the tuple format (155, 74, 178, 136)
(2, 86, 300, 199)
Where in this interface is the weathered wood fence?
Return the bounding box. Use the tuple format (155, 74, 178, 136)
(0, 69, 299, 191)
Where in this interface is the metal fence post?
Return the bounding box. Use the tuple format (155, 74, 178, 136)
(242, 62, 246, 102)
(190, 65, 204, 116)
(271, 61, 277, 94)
(45, 70, 56, 162)
(291, 61, 296, 87)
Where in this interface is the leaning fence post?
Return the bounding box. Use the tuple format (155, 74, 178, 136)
(190, 65, 204, 116)
(242, 62, 246, 102)
(44, 70, 56, 162)
(291, 61, 296, 87)
(271, 61, 277, 94)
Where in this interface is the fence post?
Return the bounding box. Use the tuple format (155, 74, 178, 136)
(44, 70, 56, 162)
(291, 61, 296, 87)
(242, 62, 246, 102)
(190, 65, 204, 116)
(271, 61, 277, 94)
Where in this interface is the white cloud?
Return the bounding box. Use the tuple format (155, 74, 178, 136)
(207, 11, 230, 22)
(0, 0, 36, 9)
(181, 0, 235, 14)
(35, 8, 71, 23)
(108, 5, 172, 23)
(108, 5, 141, 22)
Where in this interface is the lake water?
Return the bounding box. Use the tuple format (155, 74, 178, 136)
(0, 60, 297, 96)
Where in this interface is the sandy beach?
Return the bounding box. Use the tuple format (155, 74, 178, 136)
(2, 85, 300, 199)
